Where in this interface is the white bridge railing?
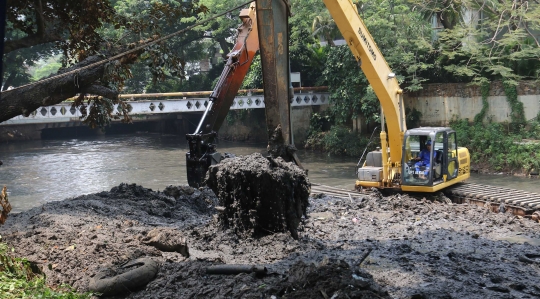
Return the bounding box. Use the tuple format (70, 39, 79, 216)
(1, 92, 329, 125)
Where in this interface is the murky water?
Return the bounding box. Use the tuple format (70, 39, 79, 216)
(1, 133, 539, 212)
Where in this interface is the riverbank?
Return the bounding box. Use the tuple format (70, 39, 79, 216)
(1, 183, 539, 298)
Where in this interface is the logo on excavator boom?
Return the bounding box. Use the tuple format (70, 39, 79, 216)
(358, 27, 376, 61)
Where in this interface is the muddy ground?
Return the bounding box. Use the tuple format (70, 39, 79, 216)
(2, 181, 540, 298)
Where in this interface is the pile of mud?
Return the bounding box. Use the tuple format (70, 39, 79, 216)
(2, 182, 540, 298)
(205, 153, 310, 239)
(275, 258, 389, 298)
(1, 183, 217, 291)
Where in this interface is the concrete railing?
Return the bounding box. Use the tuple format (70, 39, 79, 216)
(1, 92, 330, 126)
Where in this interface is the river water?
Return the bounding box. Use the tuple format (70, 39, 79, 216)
(1, 133, 539, 212)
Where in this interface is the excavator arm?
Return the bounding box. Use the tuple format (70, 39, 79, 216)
(187, 1, 301, 187)
(186, 3, 259, 187)
(322, 0, 406, 165)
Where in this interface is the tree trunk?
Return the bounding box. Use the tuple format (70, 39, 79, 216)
(217, 37, 232, 59)
(0, 55, 114, 123)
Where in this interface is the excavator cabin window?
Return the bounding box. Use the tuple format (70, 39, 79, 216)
(403, 135, 440, 185)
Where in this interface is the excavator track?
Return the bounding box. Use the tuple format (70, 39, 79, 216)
(311, 183, 364, 200)
(311, 183, 540, 220)
(444, 183, 540, 218)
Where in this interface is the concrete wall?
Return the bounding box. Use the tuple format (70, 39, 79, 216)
(218, 105, 327, 147)
(404, 81, 540, 126)
(0, 114, 196, 142)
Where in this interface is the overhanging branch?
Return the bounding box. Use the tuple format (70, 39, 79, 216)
(0, 53, 122, 123)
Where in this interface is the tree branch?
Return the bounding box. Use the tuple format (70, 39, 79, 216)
(35, 0, 45, 36)
(83, 85, 119, 100)
(0, 54, 110, 123)
(4, 30, 63, 54)
(216, 37, 233, 59)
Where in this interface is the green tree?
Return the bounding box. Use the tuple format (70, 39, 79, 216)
(321, 0, 434, 125)
(1, 0, 208, 125)
(28, 55, 62, 81)
(311, 13, 340, 46)
(412, 0, 540, 83)
(199, 0, 249, 57)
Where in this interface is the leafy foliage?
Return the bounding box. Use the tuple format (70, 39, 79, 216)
(405, 107, 422, 128)
(241, 55, 263, 90)
(321, 46, 364, 124)
(414, 0, 540, 83)
(305, 125, 373, 157)
(503, 81, 526, 129)
(451, 117, 540, 173)
(1, 0, 209, 124)
(319, 0, 435, 125)
(473, 81, 491, 124)
(0, 243, 93, 298)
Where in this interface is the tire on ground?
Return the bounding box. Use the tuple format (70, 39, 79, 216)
(88, 258, 159, 296)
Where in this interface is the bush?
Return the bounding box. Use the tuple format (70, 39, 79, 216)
(450, 118, 540, 173)
(305, 125, 375, 157)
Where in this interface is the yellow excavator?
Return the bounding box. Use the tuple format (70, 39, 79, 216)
(186, 0, 470, 192)
(322, 0, 471, 192)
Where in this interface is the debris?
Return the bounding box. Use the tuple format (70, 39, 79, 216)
(358, 248, 373, 266)
(311, 212, 335, 221)
(499, 203, 506, 213)
(88, 258, 159, 296)
(518, 255, 538, 264)
(2, 183, 540, 298)
(278, 259, 389, 298)
(141, 228, 189, 257)
(531, 211, 540, 222)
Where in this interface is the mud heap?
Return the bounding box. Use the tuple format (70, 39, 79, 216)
(276, 258, 390, 298)
(205, 153, 309, 239)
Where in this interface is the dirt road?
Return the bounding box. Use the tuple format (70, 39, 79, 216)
(2, 183, 540, 298)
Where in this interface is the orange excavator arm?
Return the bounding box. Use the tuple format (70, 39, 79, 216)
(186, 3, 259, 187)
(186, 0, 301, 187)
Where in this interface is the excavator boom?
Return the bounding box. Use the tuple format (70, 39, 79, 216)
(322, 0, 406, 164)
(186, 1, 300, 187)
(186, 4, 259, 187)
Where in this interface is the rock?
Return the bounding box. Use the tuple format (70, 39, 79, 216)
(141, 228, 189, 257)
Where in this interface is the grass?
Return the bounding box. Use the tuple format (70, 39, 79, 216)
(0, 241, 93, 299)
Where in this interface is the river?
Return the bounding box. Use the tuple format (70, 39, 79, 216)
(1, 133, 539, 212)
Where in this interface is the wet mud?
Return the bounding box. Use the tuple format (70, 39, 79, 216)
(2, 179, 540, 298)
(205, 153, 309, 239)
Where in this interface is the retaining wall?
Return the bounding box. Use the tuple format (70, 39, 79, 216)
(404, 81, 540, 126)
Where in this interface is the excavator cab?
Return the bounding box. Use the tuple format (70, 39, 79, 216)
(401, 127, 466, 190)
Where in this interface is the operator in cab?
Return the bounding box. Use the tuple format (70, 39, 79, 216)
(414, 140, 435, 179)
